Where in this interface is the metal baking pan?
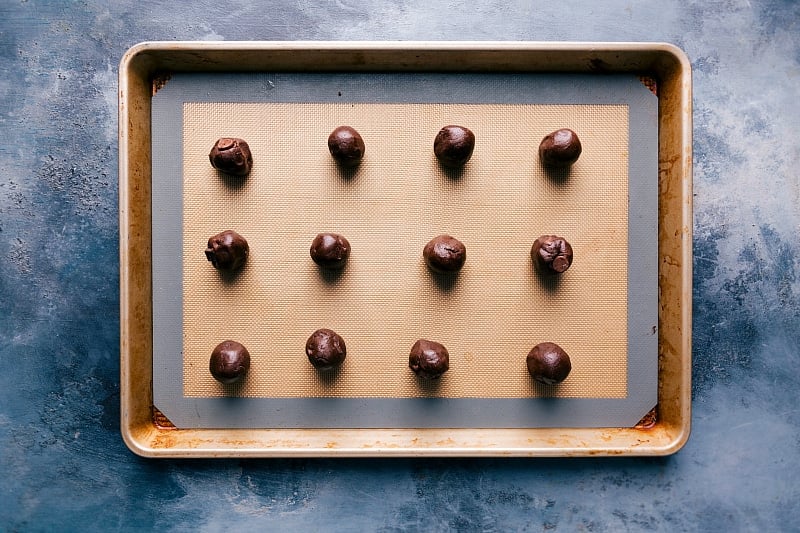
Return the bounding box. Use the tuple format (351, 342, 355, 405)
(119, 41, 692, 457)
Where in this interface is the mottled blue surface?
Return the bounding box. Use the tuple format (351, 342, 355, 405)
(1, 1, 799, 531)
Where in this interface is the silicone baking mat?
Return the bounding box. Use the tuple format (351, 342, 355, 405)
(151, 72, 658, 428)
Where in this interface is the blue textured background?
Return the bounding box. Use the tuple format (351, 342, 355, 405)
(1, 1, 798, 531)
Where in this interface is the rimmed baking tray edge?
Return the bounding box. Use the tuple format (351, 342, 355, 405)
(119, 41, 692, 458)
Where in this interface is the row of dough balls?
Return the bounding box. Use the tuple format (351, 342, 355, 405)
(209, 333, 572, 387)
(204, 230, 574, 276)
(207, 125, 582, 175)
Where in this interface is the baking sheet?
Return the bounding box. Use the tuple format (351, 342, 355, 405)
(151, 72, 658, 429)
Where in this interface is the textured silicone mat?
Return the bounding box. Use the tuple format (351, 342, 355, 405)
(151, 72, 657, 428)
(183, 102, 628, 399)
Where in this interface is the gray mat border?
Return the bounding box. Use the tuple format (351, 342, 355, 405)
(152, 72, 658, 429)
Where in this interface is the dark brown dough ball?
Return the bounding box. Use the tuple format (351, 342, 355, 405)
(310, 232, 351, 269)
(205, 230, 249, 271)
(423, 235, 466, 273)
(209, 137, 253, 176)
(305, 328, 347, 370)
(538, 128, 582, 167)
(527, 342, 571, 384)
(328, 126, 365, 167)
(210, 340, 251, 384)
(409, 339, 450, 379)
(434, 125, 475, 167)
(531, 235, 573, 274)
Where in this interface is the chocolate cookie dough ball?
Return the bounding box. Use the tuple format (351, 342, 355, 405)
(305, 328, 347, 370)
(531, 235, 573, 275)
(310, 232, 351, 269)
(205, 230, 249, 271)
(434, 125, 475, 167)
(409, 339, 450, 379)
(209, 137, 253, 176)
(423, 235, 467, 273)
(328, 126, 365, 167)
(538, 128, 582, 167)
(210, 340, 251, 384)
(527, 342, 571, 384)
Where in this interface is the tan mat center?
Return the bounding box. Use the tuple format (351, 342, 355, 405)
(182, 102, 628, 399)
